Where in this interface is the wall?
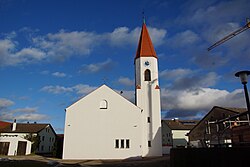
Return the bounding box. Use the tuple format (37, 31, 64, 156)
(63, 85, 143, 159)
(172, 130, 189, 147)
(135, 57, 162, 157)
(0, 135, 31, 155)
(38, 125, 56, 153)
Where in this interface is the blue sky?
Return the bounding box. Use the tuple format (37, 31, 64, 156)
(0, 0, 249, 134)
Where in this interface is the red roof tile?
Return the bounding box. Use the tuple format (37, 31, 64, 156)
(0, 121, 11, 129)
(135, 23, 157, 60)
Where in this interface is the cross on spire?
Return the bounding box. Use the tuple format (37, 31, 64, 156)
(142, 10, 146, 24)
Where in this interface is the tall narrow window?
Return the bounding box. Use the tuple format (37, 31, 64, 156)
(147, 117, 151, 123)
(115, 139, 119, 148)
(121, 139, 124, 148)
(100, 100, 108, 109)
(148, 141, 151, 147)
(144, 69, 151, 81)
(126, 139, 130, 148)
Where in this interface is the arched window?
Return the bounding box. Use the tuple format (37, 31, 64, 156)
(100, 100, 108, 109)
(144, 69, 151, 81)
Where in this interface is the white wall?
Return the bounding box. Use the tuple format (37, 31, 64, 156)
(172, 130, 189, 147)
(38, 126, 56, 153)
(0, 136, 31, 155)
(135, 57, 162, 157)
(63, 85, 143, 160)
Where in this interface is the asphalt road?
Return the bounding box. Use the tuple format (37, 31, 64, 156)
(0, 155, 170, 167)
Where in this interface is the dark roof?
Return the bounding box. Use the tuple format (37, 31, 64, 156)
(0, 121, 11, 129)
(223, 107, 247, 113)
(188, 106, 248, 134)
(0, 123, 50, 133)
(162, 120, 198, 130)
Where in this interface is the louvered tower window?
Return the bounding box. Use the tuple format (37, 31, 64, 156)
(144, 69, 151, 81)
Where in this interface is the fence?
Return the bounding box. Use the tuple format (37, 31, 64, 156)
(170, 147, 249, 167)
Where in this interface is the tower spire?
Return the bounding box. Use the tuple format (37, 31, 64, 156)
(135, 19, 157, 60)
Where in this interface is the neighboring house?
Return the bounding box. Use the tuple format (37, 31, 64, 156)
(63, 21, 162, 160)
(161, 119, 198, 154)
(231, 124, 250, 147)
(188, 106, 247, 148)
(0, 120, 57, 156)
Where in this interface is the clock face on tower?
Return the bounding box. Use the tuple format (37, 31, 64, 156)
(144, 61, 150, 67)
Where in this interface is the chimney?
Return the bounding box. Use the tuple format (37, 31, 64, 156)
(12, 119, 17, 131)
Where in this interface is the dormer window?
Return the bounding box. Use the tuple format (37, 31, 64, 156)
(144, 69, 151, 81)
(100, 100, 108, 109)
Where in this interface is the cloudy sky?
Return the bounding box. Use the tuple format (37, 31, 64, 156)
(0, 0, 249, 133)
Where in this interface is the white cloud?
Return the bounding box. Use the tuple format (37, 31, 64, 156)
(0, 25, 167, 67)
(147, 27, 167, 46)
(180, 0, 249, 26)
(114, 89, 135, 103)
(0, 98, 49, 122)
(41, 84, 96, 95)
(0, 38, 46, 66)
(161, 87, 246, 119)
(160, 68, 193, 80)
(161, 68, 220, 90)
(79, 59, 116, 73)
(118, 77, 134, 87)
(107, 26, 166, 47)
(168, 30, 200, 48)
(72, 84, 97, 95)
(108, 27, 140, 47)
(13, 107, 38, 113)
(14, 113, 49, 122)
(52, 72, 66, 78)
(33, 30, 98, 61)
(41, 85, 73, 94)
(0, 98, 14, 108)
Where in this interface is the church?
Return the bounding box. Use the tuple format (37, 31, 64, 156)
(63, 21, 162, 159)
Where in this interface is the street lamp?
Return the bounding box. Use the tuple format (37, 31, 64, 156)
(235, 70, 250, 113)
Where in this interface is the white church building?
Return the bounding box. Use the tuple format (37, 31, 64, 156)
(63, 22, 162, 159)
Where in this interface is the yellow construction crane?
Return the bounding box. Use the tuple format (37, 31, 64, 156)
(207, 19, 250, 51)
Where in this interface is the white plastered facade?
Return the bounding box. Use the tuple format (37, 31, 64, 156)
(135, 57, 162, 157)
(63, 85, 143, 159)
(0, 135, 31, 156)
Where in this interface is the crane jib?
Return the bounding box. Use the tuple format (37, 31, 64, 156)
(207, 21, 250, 51)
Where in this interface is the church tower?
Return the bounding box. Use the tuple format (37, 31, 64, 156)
(135, 22, 162, 156)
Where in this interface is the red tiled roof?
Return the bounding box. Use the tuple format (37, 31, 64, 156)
(135, 23, 157, 60)
(0, 121, 11, 129)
